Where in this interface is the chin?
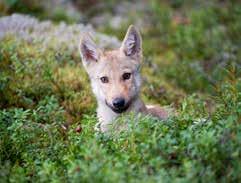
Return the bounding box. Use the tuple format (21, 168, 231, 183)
(105, 101, 130, 114)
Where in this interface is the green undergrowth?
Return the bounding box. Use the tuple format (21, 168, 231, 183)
(0, 79, 240, 182)
(0, 37, 95, 122)
(0, 0, 80, 23)
(0, 35, 241, 182)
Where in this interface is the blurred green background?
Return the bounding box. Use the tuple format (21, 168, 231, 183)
(0, 0, 241, 182)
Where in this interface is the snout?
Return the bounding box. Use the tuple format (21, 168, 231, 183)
(105, 97, 130, 113)
(112, 98, 125, 109)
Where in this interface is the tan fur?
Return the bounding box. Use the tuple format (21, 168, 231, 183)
(79, 25, 170, 132)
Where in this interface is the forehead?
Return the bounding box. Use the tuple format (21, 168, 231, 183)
(95, 50, 137, 76)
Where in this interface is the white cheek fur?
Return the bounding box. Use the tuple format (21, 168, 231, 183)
(91, 79, 106, 103)
(134, 73, 142, 92)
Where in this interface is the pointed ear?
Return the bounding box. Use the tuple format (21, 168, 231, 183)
(120, 25, 142, 58)
(79, 34, 100, 68)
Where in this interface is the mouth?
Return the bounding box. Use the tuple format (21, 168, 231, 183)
(105, 100, 130, 114)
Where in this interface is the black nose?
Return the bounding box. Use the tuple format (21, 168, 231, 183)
(112, 98, 125, 108)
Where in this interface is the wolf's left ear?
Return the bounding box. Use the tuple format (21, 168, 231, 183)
(79, 34, 100, 68)
(120, 25, 142, 58)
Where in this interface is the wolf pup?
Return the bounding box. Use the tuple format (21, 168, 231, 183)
(79, 25, 169, 132)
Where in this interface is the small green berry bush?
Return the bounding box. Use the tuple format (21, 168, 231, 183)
(0, 80, 240, 182)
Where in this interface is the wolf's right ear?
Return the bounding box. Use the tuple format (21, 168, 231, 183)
(120, 25, 142, 59)
(79, 34, 100, 68)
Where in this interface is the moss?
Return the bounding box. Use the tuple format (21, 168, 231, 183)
(0, 36, 95, 121)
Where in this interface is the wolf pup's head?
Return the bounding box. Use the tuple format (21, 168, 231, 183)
(79, 25, 142, 113)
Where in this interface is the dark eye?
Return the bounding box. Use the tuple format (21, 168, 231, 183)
(122, 73, 131, 80)
(100, 76, 109, 83)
